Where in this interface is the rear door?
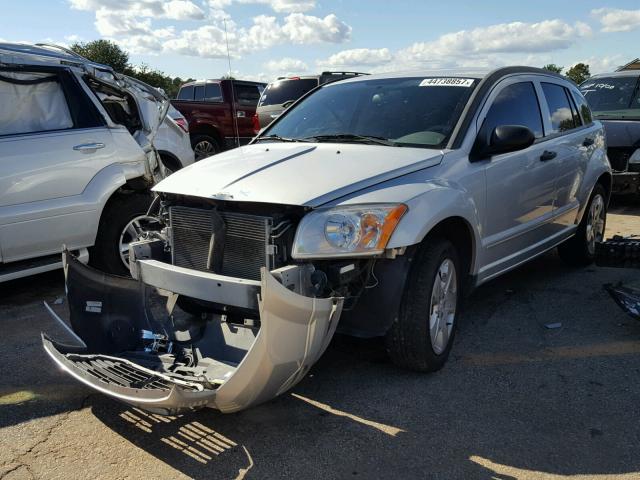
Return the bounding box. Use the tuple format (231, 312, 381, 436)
(538, 81, 595, 228)
(479, 78, 559, 272)
(0, 68, 118, 262)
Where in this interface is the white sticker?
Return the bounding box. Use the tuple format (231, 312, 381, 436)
(419, 77, 475, 87)
(86, 300, 102, 313)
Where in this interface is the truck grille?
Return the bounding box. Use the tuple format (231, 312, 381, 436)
(170, 206, 272, 280)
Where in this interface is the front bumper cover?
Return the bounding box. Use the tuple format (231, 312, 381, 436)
(42, 252, 343, 414)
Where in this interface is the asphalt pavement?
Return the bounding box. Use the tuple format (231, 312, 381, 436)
(1, 201, 640, 480)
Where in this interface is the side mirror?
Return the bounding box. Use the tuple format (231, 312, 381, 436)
(473, 125, 535, 160)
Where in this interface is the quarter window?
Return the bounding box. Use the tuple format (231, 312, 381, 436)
(541, 82, 577, 134)
(571, 90, 593, 125)
(482, 82, 544, 138)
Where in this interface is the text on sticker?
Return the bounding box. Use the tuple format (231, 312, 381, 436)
(420, 78, 475, 87)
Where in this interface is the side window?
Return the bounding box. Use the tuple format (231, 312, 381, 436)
(194, 84, 205, 101)
(204, 83, 223, 102)
(0, 71, 74, 136)
(571, 90, 593, 125)
(541, 82, 577, 134)
(177, 85, 194, 100)
(234, 84, 261, 106)
(482, 82, 544, 138)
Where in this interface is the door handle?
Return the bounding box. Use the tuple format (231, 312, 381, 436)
(236, 111, 246, 118)
(73, 142, 105, 152)
(582, 137, 595, 147)
(540, 150, 557, 161)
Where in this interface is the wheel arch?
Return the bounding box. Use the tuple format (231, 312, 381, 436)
(422, 216, 476, 285)
(189, 123, 223, 147)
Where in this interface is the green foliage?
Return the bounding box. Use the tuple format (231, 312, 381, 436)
(565, 63, 591, 85)
(70, 40, 129, 73)
(69, 40, 193, 98)
(542, 64, 563, 74)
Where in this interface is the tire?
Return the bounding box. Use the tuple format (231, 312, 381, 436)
(191, 134, 221, 160)
(386, 237, 461, 372)
(90, 193, 153, 276)
(558, 184, 607, 266)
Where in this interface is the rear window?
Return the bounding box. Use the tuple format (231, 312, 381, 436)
(542, 83, 577, 134)
(177, 85, 194, 100)
(194, 84, 205, 101)
(0, 71, 74, 136)
(234, 83, 261, 106)
(258, 79, 318, 107)
(205, 83, 223, 102)
(580, 76, 640, 120)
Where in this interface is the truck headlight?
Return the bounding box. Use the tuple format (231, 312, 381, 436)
(292, 204, 407, 259)
(628, 149, 640, 164)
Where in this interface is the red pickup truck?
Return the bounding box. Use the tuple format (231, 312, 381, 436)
(172, 79, 266, 159)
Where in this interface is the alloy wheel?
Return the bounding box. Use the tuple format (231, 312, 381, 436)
(429, 258, 457, 355)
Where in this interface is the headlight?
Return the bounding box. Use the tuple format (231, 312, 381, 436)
(292, 204, 407, 259)
(628, 149, 640, 164)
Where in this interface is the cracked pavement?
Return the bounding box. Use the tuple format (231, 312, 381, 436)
(1, 201, 640, 479)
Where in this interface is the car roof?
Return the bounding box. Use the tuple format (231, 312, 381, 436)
(181, 79, 266, 87)
(0, 42, 114, 73)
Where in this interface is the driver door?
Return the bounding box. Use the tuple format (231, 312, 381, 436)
(478, 79, 559, 278)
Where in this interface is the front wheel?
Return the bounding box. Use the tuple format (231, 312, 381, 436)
(558, 184, 607, 266)
(89, 193, 154, 276)
(386, 237, 461, 372)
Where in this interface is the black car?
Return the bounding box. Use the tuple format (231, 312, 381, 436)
(580, 70, 640, 194)
(255, 71, 367, 131)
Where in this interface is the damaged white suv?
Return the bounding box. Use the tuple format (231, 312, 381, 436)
(44, 68, 611, 414)
(0, 43, 169, 280)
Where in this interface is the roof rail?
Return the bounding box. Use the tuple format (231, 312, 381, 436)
(320, 71, 369, 76)
(35, 43, 86, 61)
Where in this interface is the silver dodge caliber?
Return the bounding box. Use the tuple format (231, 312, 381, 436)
(43, 67, 611, 414)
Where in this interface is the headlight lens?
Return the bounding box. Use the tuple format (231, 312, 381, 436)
(628, 148, 640, 164)
(292, 204, 407, 259)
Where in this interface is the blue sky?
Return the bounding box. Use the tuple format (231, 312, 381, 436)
(2, 0, 640, 81)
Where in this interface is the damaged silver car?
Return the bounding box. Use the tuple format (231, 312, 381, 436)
(44, 68, 612, 414)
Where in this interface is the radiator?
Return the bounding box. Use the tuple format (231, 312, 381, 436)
(169, 206, 273, 280)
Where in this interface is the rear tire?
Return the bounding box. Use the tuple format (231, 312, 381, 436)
(385, 237, 461, 372)
(90, 193, 153, 276)
(558, 184, 607, 266)
(191, 134, 221, 160)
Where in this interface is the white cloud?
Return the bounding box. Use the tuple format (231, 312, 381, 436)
(264, 57, 308, 72)
(398, 19, 591, 67)
(69, 0, 205, 19)
(161, 13, 350, 58)
(282, 13, 351, 43)
(318, 48, 392, 68)
(568, 55, 626, 75)
(591, 8, 640, 33)
(208, 0, 315, 13)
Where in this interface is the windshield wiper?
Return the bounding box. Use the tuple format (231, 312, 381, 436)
(254, 134, 311, 143)
(303, 134, 398, 146)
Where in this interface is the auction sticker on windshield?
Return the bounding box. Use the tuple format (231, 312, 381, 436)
(419, 78, 475, 87)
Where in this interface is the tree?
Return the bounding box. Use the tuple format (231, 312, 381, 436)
(566, 63, 591, 85)
(542, 64, 563, 74)
(70, 40, 129, 73)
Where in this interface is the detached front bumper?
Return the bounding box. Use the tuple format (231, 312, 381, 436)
(42, 252, 343, 414)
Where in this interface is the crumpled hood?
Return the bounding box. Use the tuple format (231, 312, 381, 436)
(154, 143, 443, 206)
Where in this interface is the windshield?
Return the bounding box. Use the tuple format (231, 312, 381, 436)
(258, 79, 318, 107)
(580, 76, 640, 119)
(262, 76, 477, 148)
